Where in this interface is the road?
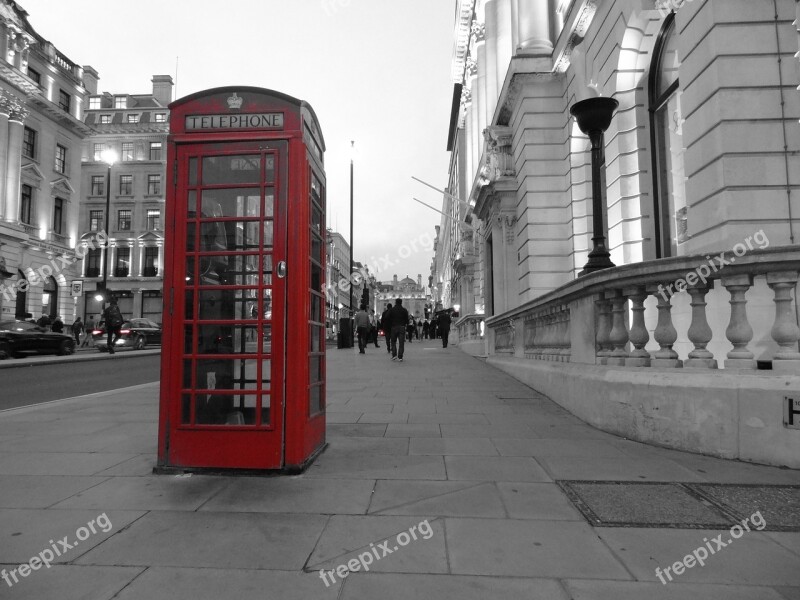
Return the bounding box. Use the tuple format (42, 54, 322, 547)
(0, 353, 161, 410)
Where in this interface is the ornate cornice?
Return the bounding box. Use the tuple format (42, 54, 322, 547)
(553, 0, 600, 74)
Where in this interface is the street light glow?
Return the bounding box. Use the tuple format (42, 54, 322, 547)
(101, 148, 118, 165)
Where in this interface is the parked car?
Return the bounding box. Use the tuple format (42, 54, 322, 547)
(92, 318, 162, 352)
(0, 320, 75, 359)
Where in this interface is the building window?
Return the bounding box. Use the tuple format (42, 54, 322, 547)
(649, 13, 685, 258)
(115, 247, 130, 277)
(146, 209, 160, 230)
(20, 184, 32, 224)
(89, 209, 103, 231)
(93, 143, 104, 161)
(22, 127, 36, 159)
(115, 96, 127, 109)
(143, 247, 159, 277)
(99, 115, 111, 124)
(126, 114, 140, 123)
(54, 144, 66, 173)
(147, 174, 161, 195)
(154, 113, 166, 123)
(149, 142, 162, 160)
(89, 97, 101, 110)
(91, 175, 105, 196)
(58, 90, 71, 113)
(86, 248, 101, 277)
(119, 174, 132, 195)
(27, 67, 40, 85)
(118, 209, 132, 231)
(121, 142, 134, 161)
(53, 197, 64, 235)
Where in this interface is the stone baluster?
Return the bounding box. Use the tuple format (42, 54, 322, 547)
(595, 296, 613, 365)
(685, 283, 718, 369)
(606, 289, 629, 366)
(542, 311, 553, 359)
(648, 284, 682, 368)
(722, 275, 756, 369)
(624, 286, 650, 367)
(561, 306, 572, 362)
(767, 271, 800, 373)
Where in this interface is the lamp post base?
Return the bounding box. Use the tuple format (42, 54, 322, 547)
(579, 249, 616, 277)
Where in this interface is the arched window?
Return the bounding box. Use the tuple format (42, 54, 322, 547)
(649, 13, 686, 258)
(43, 275, 57, 319)
(14, 270, 27, 319)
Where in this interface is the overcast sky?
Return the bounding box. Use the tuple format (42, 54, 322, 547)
(26, 0, 455, 285)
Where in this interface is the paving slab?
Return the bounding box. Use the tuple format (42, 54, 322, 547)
(113, 567, 343, 600)
(200, 477, 375, 514)
(0, 565, 143, 600)
(327, 423, 387, 437)
(537, 456, 705, 482)
(306, 515, 448, 575)
(341, 573, 570, 600)
(326, 436, 409, 456)
(0, 451, 137, 476)
(564, 580, 788, 600)
(0, 508, 146, 564)
(444, 456, 552, 482)
(445, 517, 631, 579)
(75, 511, 328, 570)
(384, 423, 442, 437)
(304, 454, 446, 480)
(369, 480, 506, 518)
(596, 527, 800, 586)
(492, 437, 626, 458)
(0, 475, 109, 508)
(409, 437, 498, 456)
(497, 482, 584, 520)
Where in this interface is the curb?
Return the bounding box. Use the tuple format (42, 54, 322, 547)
(0, 348, 161, 369)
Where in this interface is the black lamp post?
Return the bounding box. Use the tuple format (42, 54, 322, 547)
(95, 149, 117, 306)
(570, 97, 618, 275)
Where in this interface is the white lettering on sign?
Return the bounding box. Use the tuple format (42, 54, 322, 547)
(185, 113, 284, 131)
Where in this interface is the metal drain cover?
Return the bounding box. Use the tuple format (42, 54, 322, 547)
(687, 484, 800, 532)
(558, 481, 734, 529)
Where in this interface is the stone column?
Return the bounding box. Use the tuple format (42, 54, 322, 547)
(485, 0, 499, 124)
(595, 296, 612, 365)
(684, 283, 717, 369)
(0, 92, 11, 221)
(474, 22, 488, 145)
(722, 274, 756, 369)
(495, 0, 513, 90)
(516, 0, 552, 55)
(5, 106, 27, 226)
(767, 271, 800, 373)
(467, 59, 480, 182)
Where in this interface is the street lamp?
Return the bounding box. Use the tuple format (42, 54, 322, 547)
(569, 97, 618, 275)
(95, 148, 117, 304)
(348, 140, 354, 316)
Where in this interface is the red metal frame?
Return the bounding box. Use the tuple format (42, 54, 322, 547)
(157, 87, 326, 472)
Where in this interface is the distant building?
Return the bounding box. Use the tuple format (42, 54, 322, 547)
(377, 274, 428, 319)
(0, 0, 92, 323)
(326, 229, 350, 336)
(78, 75, 172, 322)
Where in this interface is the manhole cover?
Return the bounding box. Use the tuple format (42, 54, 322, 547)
(557, 481, 733, 529)
(686, 484, 800, 532)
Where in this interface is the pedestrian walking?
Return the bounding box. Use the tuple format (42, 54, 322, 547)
(369, 309, 380, 348)
(389, 298, 409, 361)
(422, 319, 430, 339)
(438, 309, 452, 348)
(72, 316, 84, 346)
(82, 317, 95, 347)
(380, 303, 392, 353)
(102, 298, 125, 354)
(354, 304, 371, 354)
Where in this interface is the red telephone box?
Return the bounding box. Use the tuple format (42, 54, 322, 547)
(157, 87, 326, 473)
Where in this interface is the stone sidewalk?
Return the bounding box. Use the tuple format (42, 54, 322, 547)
(0, 339, 798, 599)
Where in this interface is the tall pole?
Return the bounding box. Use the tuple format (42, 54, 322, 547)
(101, 161, 111, 307)
(348, 140, 354, 326)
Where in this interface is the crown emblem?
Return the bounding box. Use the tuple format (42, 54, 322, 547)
(227, 93, 243, 110)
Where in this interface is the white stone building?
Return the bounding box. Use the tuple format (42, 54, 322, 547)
(0, 0, 91, 323)
(433, 0, 800, 468)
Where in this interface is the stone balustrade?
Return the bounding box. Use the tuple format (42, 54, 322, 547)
(486, 247, 800, 373)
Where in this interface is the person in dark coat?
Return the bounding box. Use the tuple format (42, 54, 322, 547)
(389, 298, 409, 361)
(51, 315, 64, 333)
(438, 310, 452, 348)
(380, 303, 392, 353)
